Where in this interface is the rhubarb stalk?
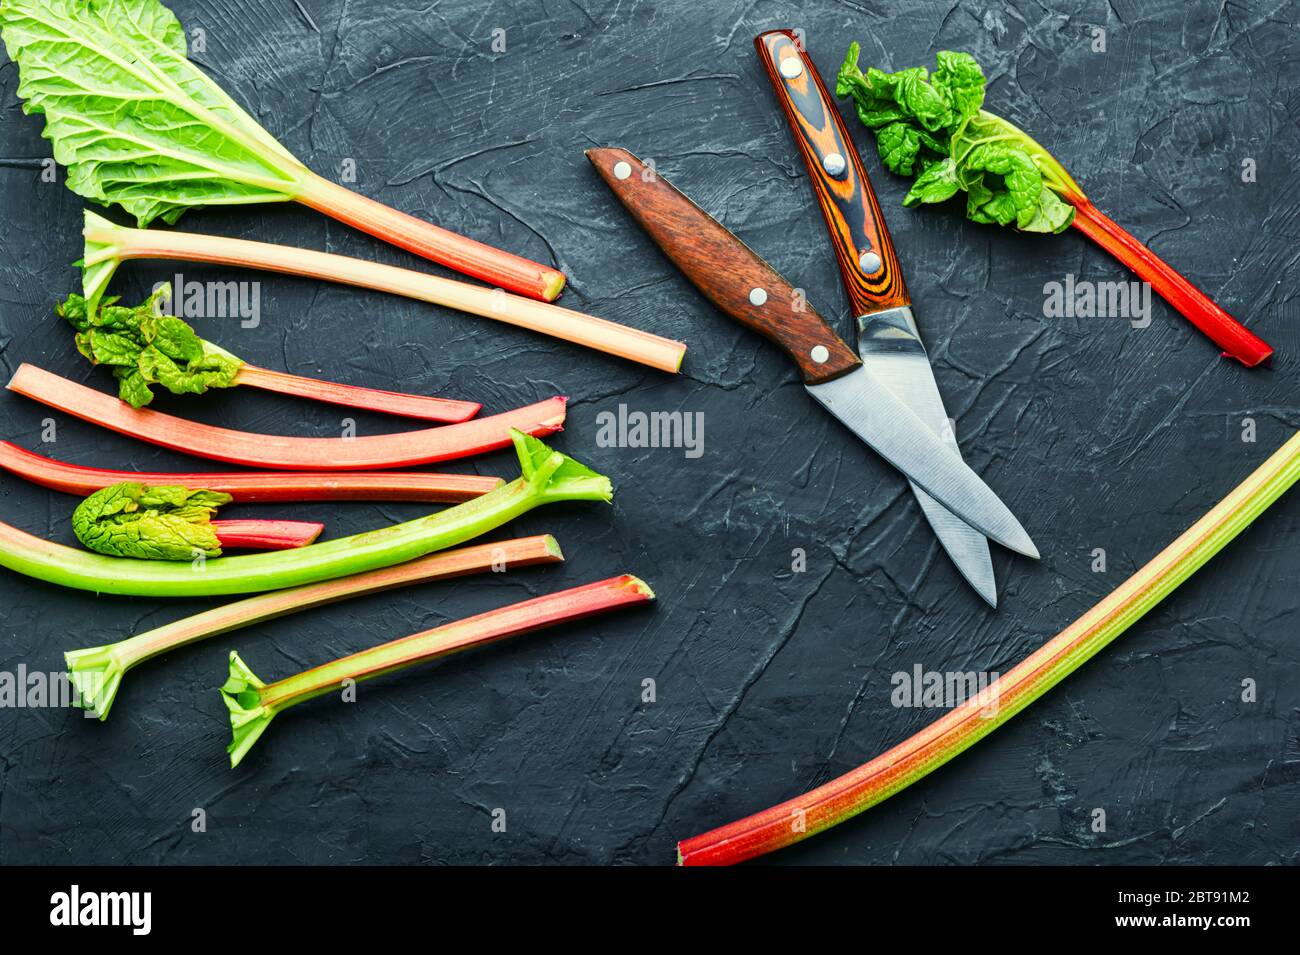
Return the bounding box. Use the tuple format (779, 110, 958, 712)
(221, 575, 654, 767)
(232, 365, 479, 423)
(209, 520, 323, 551)
(66, 535, 563, 720)
(294, 173, 567, 301)
(82, 212, 687, 373)
(1065, 195, 1271, 366)
(678, 429, 1300, 865)
(61, 292, 480, 421)
(0, 430, 611, 597)
(971, 110, 1272, 366)
(0, 441, 502, 503)
(8, 364, 566, 471)
(0, 0, 566, 301)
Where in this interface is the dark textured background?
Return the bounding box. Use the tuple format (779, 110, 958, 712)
(0, 0, 1297, 866)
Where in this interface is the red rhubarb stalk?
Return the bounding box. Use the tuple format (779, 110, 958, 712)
(232, 364, 480, 422)
(836, 48, 1272, 366)
(973, 107, 1271, 367)
(222, 575, 656, 766)
(678, 430, 1300, 865)
(0, 442, 502, 503)
(210, 519, 323, 550)
(1064, 194, 1272, 366)
(7, 364, 566, 471)
(294, 174, 567, 301)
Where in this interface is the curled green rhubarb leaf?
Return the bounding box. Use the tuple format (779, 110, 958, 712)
(834, 43, 1077, 234)
(222, 653, 273, 766)
(73, 482, 231, 559)
(69, 481, 322, 559)
(60, 292, 241, 408)
(0, 431, 607, 597)
(221, 575, 655, 767)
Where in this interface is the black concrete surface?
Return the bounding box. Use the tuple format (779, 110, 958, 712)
(0, 0, 1296, 865)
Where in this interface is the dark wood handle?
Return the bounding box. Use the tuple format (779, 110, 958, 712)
(587, 147, 859, 384)
(755, 30, 910, 317)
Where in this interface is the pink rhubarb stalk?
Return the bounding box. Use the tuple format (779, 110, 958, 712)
(8, 364, 566, 471)
(210, 519, 323, 550)
(222, 575, 655, 766)
(0, 442, 503, 503)
(679, 429, 1300, 865)
(232, 364, 480, 422)
(294, 172, 567, 302)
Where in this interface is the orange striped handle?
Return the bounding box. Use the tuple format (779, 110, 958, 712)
(756, 30, 910, 317)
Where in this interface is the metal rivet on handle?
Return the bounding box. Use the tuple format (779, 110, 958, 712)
(778, 57, 803, 79)
(822, 153, 846, 177)
(748, 287, 768, 306)
(858, 251, 882, 275)
(810, 345, 830, 364)
(613, 161, 632, 180)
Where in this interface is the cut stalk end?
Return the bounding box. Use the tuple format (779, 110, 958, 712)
(541, 271, 567, 302)
(512, 429, 613, 504)
(221, 651, 275, 768)
(541, 534, 565, 561)
(622, 576, 655, 600)
(64, 644, 125, 721)
(81, 210, 123, 314)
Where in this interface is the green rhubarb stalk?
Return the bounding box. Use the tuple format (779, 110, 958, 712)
(66, 535, 563, 720)
(678, 429, 1300, 865)
(222, 575, 655, 767)
(0, 431, 610, 597)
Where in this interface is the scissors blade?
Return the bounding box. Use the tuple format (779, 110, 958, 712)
(804, 367, 1039, 559)
(858, 306, 1001, 605)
